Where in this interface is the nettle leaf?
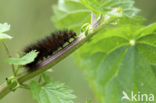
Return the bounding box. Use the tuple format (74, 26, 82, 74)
(52, 0, 140, 35)
(136, 23, 156, 65)
(0, 23, 10, 33)
(136, 23, 156, 39)
(29, 80, 76, 103)
(74, 23, 156, 103)
(116, 16, 146, 25)
(0, 33, 12, 40)
(52, 0, 91, 33)
(6, 50, 38, 65)
(0, 23, 12, 40)
(80, 0, 139, 17)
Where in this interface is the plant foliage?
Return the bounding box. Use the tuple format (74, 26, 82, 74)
(0, 0, 156, 103)
(6, 50, 39, 65)
(52, 0, 156, 103)
(0, 23, 12, 40)
(29, 74, 76, 103)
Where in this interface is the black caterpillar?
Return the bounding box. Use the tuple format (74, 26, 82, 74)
(24, 30, 76, 71)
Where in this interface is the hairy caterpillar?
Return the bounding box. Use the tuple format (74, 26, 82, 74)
(24, 30, 76, 71)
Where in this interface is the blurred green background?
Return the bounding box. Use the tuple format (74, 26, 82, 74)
(0, 0, 156, 103)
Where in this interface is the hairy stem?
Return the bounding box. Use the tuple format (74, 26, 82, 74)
(0, 41, 16, 76)
(0, 24, 110, 99)
(91, 12, 96, 25)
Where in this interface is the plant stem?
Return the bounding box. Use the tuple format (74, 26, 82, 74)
(91, 12, 96, 25)
(0, 23, 110, 99)
(0, 82, 10, 99)
(0, 41, 16, 76)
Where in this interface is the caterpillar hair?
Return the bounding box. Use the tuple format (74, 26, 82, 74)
(24, 30, 76, 71)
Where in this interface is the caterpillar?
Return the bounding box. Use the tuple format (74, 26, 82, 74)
(24, 30, 76, 71)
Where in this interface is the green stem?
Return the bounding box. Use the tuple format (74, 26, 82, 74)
(0, 23, 111, 99)
(0, 41, 16, 76)
(0, 83, 10, 99)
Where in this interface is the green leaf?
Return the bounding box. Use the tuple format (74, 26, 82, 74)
(6, 50, 38, 65)
(0, 23, 12, 40)
(135, 23, 156, 65)
(74, 23, 156, 103)
(116, 16, 146, 25)
(0, 23, 10, 33)
(74, 24, 142, 60)
(152, 65, 156, 77)
(137, 44, 156, 64)
(52, 0, 91, 33)
(136, 22, 156, 39)
(97, 46, 156, 103)
(52, 0, 140, 35)
(29, 80, 76, 103)
(80, 0, 139, 17)
(0, 33, 12, 40)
